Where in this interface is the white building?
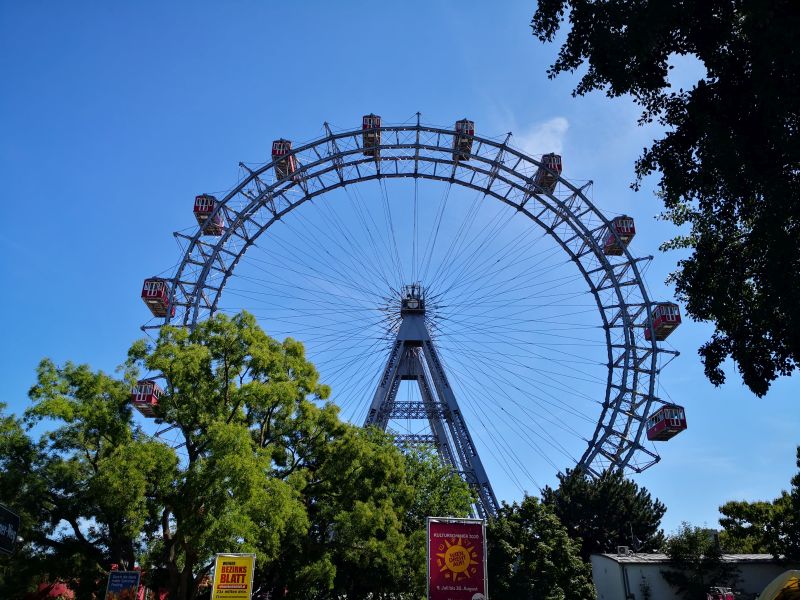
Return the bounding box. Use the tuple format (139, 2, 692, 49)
(591, 551, 797, 600)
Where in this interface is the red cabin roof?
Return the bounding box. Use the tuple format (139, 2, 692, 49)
(193, 194, 216, 215)
(131, 379, 163, 418)
(453, 119, 475, 161)
(646, 403, 687, 441)
(611, 215, 635, 236)
(141, 278, 174, 318)
(362, 114, 381, 157)
(272, 139, 292, 156)
(455, 119, 474, 136)
(541, 153, 562, 173)
(362, 113, 381, 129)
(193, 194, 225, 235)
(534, 153, 563, 193)
(644, 302, 681, 341)
(603, 215, 636, 256)
(272, 139, 299, 180)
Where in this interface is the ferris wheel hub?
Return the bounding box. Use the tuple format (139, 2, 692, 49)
(400, 283, 426, 315)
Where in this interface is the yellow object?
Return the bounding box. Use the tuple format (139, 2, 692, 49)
(210, 554, 256, 600)
(758, 570, 800, 600)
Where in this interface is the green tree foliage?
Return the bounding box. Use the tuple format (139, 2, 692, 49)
(1, 312, 473, 600)
(661, 523, 739, 600)
(531, 0, 800, 396)
(127, 312, 332, 599)
(399, 446, 476, 595)
(541, 469, 666, 561)
(487, 496, 596, 600)
(789, 448, 800, 560)
(0, 403, 46, 596)
(0, 363, 177, 599)
(719, 446, 800, 560)
(718, 498, 788, 554)
(129, 311, 472, 599)
(256, 427, 414, 599)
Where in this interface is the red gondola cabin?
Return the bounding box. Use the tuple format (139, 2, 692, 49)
(141, 278, 174, 318)
(362, 114, 381, 157)
(646, 404, 687, 441)
(272, 139, 298, 181)
(644, 302, 681, 341)
(706, 587, 734, 600)
(534, 153, 562, 193)
(603, 215, 636, 256)
(131, 379, 163, 417)
(193, 194, 226, 236)
(453, 119, 474, 161)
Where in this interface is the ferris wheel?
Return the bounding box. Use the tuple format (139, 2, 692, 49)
(134, 114, 686, 517)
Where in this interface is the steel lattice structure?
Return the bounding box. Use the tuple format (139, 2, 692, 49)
(365, 284, 499, 518)
(142, 116, 679, 495)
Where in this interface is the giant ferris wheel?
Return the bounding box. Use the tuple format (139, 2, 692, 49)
(134, 114, 687, 517)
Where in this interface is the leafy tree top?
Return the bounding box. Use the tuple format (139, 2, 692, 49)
(661, 523, 740, 600)
(531, 0, 800, 395)
(488, 495, 596, 600)
(541, 468, 666, 561)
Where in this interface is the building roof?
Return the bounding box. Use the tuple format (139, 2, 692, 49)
(593, 552, 778, 565)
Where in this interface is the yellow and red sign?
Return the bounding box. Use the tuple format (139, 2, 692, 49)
(211, 554, 256, 600)
(428, 518, 487, 600)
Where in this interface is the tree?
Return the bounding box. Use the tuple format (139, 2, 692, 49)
(718, 498, 787, 554)
(397, 446, 476, 595)
(541, 469, 666, 561)
(719, 446, 800, 560)
(401, 446, 476, 533)
(0, 403, 46, 597)
(128, 313, 331, 600)
(1, 312, 473, 600)
(0, 361, 178, 599)
(129, 311, 474, 600)
(487, 496, 596, 600)
(789, 447, 800, 560)
(250, 438, 472, 600)
(661, 523, 739, 600)
(531, 0, 800, 396)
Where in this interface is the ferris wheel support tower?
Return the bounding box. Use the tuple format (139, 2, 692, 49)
(364, 284, 500, 518)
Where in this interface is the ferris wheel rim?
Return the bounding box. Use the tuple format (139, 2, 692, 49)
(144, 119, 678, 478)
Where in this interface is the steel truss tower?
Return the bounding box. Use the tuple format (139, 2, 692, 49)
(364, 284, 500, 518)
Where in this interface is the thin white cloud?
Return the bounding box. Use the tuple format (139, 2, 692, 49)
(513, 116, 569, 156)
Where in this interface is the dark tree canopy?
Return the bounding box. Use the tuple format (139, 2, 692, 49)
(661, 523, 740, 600)
(532, 0, 800, 396)
(541, 469, 666, 561)
(0, 363, 177, 599)
(487, 496, 596, 600)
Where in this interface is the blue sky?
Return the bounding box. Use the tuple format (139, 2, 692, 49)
(1, 1, 798, 535)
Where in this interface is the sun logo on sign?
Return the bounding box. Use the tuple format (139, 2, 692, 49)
(436, 537, 479, 582)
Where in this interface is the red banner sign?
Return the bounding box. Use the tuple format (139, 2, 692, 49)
(427, 518, 487, 600)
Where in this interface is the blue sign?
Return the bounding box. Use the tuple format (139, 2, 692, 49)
(105, 570, 140, 600)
